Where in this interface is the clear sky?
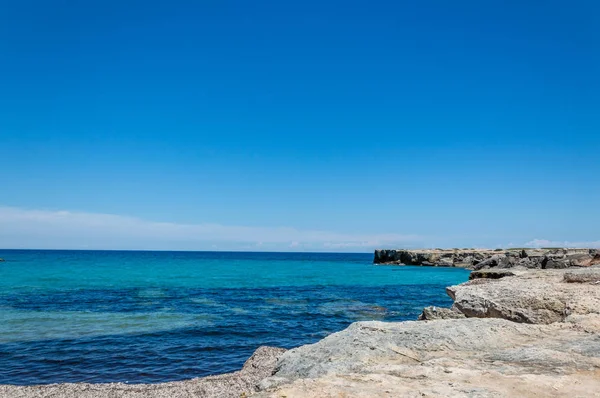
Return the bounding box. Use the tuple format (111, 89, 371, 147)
(1, 0, 599, 251)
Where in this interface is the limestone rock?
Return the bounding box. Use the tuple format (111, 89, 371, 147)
(254, 268, 600, 397)
(472, 254, 505, 270)
(417, 306, 465, 320)
(450, 269, 600, 324)
(256, 319, 600, 397)
(469, 269, 515, 280)
(374, 248, 599, 270)
(564, 269, 600, 283)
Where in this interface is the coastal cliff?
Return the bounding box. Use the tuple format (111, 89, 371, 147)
(4, 252, 600, 397)
(374, 248, 600, 269)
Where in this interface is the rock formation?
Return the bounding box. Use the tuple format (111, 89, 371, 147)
(417, 306, 465, 320)
(255, 266, 600, 397)
(447, 268, 600, 324)
(374, 248, 600, 270)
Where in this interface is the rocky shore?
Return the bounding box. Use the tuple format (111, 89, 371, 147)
(3, 249, 600, 397)
(374, 248, 600, 269)
(251, 265, 600, 397)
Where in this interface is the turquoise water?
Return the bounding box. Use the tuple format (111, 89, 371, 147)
(0, 250, 469, 385)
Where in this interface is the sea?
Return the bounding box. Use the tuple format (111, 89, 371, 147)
(0, 250, 469, 385)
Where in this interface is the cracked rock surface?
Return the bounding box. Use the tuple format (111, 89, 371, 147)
(256, 267, 600, 397)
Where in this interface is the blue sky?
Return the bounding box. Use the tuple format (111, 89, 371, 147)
(1, 0, 599, 251)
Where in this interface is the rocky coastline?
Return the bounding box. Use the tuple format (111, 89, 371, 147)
(374, 248, 600, 269)
(3, 248, 600, 397)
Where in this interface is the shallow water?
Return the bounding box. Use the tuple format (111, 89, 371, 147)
(0, 250, 469, 385)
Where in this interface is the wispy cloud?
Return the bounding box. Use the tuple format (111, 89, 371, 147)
(523, 238, 600, 249)
(0, 206, 421, 252)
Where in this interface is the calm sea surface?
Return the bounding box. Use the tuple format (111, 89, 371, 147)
(0, 250, 469, 385)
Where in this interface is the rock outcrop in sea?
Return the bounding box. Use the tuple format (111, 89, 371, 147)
(4, 248, 600, 397)
(374, 247, 600, 269)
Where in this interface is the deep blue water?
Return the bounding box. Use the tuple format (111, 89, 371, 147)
(0, 250, 469, 385)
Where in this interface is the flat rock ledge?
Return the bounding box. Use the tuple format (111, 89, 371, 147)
(374, 248, 600, 270)
(255, 266, 600, 397)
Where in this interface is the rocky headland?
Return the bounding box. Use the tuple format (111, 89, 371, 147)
(4, 249, 600, 397)
(374, 247, 600, 269)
